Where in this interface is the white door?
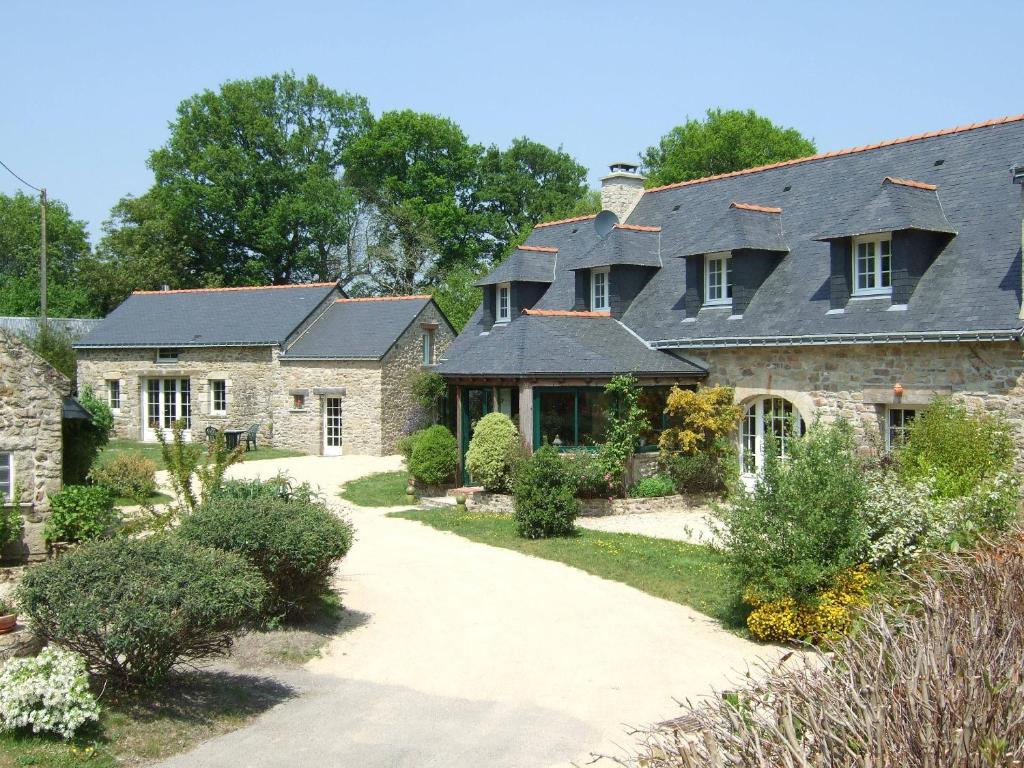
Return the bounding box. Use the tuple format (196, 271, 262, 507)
(324, 397, 343, 456)
(142, 378, 192, 442)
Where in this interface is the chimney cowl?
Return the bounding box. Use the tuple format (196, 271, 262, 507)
(609, 160, 640, 174)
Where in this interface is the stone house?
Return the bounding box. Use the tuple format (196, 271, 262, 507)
(0, 330, 93, 560)
(75, 285, 455, 456)
(438, 113, 1024, 483)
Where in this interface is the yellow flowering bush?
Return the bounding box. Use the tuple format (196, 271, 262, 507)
(746, 565, 871, 643)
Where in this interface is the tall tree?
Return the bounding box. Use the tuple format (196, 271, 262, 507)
(642, 108, 816, 187)
(475, 137, 589, 263)
(0, 191, 95, 316)
(148, 72, 372, 285)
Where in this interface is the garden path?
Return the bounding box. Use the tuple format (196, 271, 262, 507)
(156, 455, 786, 768)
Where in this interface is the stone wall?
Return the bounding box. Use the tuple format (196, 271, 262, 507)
(76, 346, 278, 444)
(379, 303, 456, 454)
(699, 341, 1024, 458)
(272, 361, 382, 455)
(0, 331, 68, 560)
(466, 491, 707, 517)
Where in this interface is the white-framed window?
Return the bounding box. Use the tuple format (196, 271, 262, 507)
(107, 380, 121, 412)
(156, 348, 179, 364)
(886, 407, 917, 451)
(739, 397, 805, 475)
(209, 379, 227, 415)
(704, 252, 733, 305)
(422, 330, 435, 366)
(496, 283, 511, 322)
(0, 452, 12, 503)
(591, 267, 610, 312)
(291, 392, 307, 411)
(852, 234, 892, 296)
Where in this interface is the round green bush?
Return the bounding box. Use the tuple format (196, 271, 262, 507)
(408, 425, 458, 486)
(176, 495, 354, 620)
(44, 485, 117, 543)
(89, 452, 157, 502)
(629, 474, 676, 498)
(514, 444, 580, 539)
(17, 536, 266, 688)
(465, 413, 520, 492)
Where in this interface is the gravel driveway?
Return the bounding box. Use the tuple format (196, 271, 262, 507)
(156, 455, 782, 768)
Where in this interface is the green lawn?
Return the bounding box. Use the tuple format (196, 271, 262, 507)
(100, 440, 304, 472)
(339, 471, 412, 507)
(390, 508, 747, 629)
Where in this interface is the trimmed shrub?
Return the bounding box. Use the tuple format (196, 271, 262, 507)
(396, 432, 421, 462)
(44, 485, 117, 543)
(0, 646, 100, 739)
(465, 413, 521, 492)
(214, 473, 322, 504)
(659, 437, 737, 494)
(17, 536, 266, 688)
(896, 398, 1016, 498)
(177, 495, 354, 620)
(716, 419, 867, 606)
(514, 444, 580, 539)
(408, 425, 458, 486)
(89, 452, 157, 502)
(629, 474, 676, 498)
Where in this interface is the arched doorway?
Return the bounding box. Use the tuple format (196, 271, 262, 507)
(739, 396, 805, 476)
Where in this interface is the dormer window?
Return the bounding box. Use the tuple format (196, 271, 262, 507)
(704, 252, 732, 306)
(852, 234, 892, 296)
(496, 283, 511, 323)
(591, 268, 609, 312)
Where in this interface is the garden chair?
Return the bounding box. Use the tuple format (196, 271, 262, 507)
(205, 426, 219, 442)
(245, 423, 260, 452)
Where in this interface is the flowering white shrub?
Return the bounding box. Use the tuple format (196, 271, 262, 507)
(0, 646, 99, 738)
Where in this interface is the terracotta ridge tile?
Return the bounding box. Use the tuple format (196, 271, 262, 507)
(644, 113, 1024, 194)
(522, 308, 611, 318)
(133, 282, 337, 295)
(533, 214, 598, 229)
(517, 245, 559, 253)
(336, 295, 431, 303)
(614, 223, 663, 232)
(883, 176, 938, 191)
(730, 202, 782, 214)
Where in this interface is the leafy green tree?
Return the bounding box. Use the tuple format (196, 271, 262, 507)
(0, 191, 95, 316)
(642, 108, 816, 187)
(475, 137, 589, 263)
(148, 72, 372, 286)
(431, 262, 485, 331)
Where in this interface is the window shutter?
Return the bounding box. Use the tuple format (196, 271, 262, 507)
(684, 255, 704, 315)
(829, 238, 852, 309)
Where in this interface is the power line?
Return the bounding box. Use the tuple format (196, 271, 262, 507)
(0, 157, 41, 192)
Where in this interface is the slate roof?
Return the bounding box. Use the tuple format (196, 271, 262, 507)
(475, 247, 556, 286)
(813, 177, 956, 241)
(442, 114, 1024, 375)
(281, 296, 433, 359)
(670, 203, 788, 258)
(75, 284, 339, 348)
(573, 226, 663, 270)
(62, 396, 93, 421)
(437, 313, 706, 378)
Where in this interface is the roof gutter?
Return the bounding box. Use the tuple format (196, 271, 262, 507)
(73, 341, 279, 349)
(649, 329, 1024, 350)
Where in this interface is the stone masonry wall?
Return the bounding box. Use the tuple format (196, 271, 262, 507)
(379, 303, 456, 454)
(699, 341, 1024, 459)
(1, 331, 68, 560)
(272, 361, 382, 455)
(76, 346, 278, 445)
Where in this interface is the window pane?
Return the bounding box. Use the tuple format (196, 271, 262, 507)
(538, 391, 575, 447)
(726, 257, 733, 299)
(577, 390, 610, 446)
(880, 241, 891, 288)
(0, 453, 10, 499)
(741, 406, 757, 473)
(147, 380, 160, 428)
(707, 258, 722, 300)
(180, 379, 191, 429)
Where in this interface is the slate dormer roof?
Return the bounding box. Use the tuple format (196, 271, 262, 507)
(440, 113, 1024, 375)
(474, 245, 557, 286)
(75, 283, 340, 348)
(813, 177, 956, 241)
(573, 224, 663, 270)
(671, 202, 789, 258)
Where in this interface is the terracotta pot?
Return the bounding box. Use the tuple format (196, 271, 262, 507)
(0, 614, 17, 635)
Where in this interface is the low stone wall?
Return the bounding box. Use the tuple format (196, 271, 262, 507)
(466, 491, 710, 517)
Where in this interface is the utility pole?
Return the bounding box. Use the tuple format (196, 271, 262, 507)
(39, 187, 47, 323)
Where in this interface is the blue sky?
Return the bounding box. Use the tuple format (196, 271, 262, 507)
(2, 0, 1022, 242)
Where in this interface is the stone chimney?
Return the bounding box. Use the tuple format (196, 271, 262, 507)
(600, 161, 646, 222)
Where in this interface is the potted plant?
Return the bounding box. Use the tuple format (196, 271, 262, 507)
(0, 599, 16, 634)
